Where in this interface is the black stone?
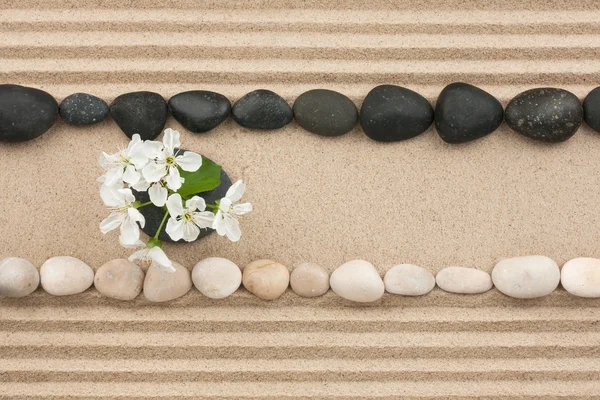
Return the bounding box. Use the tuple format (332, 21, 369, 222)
(505, 88, 582, 143)
(231, 89, 293, 130)
(360, 85, 433, 142)
(59, 93, 109, 125)
(0, 84, 58, 142)
(293, 89, 358, 136)
(583, 86, 600, 133)
(110, 91, 168, 140)
(168, 90, 231, 133)
(434, 82, 503, 144)
(136, 153, 232, 243)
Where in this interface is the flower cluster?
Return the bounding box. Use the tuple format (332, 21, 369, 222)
(98, 128, 252, 270)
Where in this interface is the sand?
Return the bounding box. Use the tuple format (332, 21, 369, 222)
(1, 1, 600, 399)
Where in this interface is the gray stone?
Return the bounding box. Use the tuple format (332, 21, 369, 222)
(59, 93, 109, 125)
(110, 91, 168, 140)
(293, 89, 358, 136)
(168, 90, 231, 133)
(232, 90, 292, 130)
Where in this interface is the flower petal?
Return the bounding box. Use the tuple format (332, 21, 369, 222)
(142, 162, 167, 183)
(233, 202, 253, 215)
(193, 211, 215, 229)
(148, 247, 174, 270)
(224, 216, 241, 242)
(131, 177, 150, 192)
(163, 128, 180, 153)
(225, 180, 245, 202)
(148, 183, 167, 207)
(182, 222, 200, 242)
(166, 217, 184, 241)
(122, 164, 140, 185)
(118, 188, 136, 204)
(175, 152, 202, 172)
(185, 196, 206, 212)
(165, 166, 182, 190)
(119, 217, 141, 245)
(100, 184, 123, 207)
(212, 211, 227, 236)
(99, 212, 123, 233)
(127, 207, 146, 228)
(103, 167, 124, 187)
(166, 193, 185, 218)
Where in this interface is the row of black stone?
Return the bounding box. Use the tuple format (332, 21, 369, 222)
(2, 83, 600, 143)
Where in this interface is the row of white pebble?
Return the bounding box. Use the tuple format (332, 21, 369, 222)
(0, 255, 598, 302)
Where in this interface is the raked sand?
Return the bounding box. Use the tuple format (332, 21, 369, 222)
(1, 1, 600, 398)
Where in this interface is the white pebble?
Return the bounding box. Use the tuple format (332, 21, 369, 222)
(144, 261, 192, 302)
(561, 257, 600, 298)
(492, 255, 560, 299)
(384, 264, 435, 296)
(436, 266, 492, 294)
(0, 257, 39, 298)
(40, 256, 94, 296)
(330, 260, 384, 302)
(192, 257, 242, 299)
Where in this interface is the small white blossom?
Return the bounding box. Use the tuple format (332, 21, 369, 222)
(212, 180, 252, 242)
(165, 194, 214, 242)
(142, 128, 202, 191)
(125, 240, 174, 271)
(99, 134, 148, 186)
(99, 186, 145, 245)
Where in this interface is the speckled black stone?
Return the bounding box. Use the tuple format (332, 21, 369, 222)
(434, 83, 503, 144)
(168, 90, 231, 133)
(136, 153, 231, 243)
(505, 88, 582, 142)
(110, 91, 168, 140)
(360, 85, 433, 142)
(0, 84, 58, 142)
(59, 93, 109, 125)
(293, 89, 358, 136)
(583, 86, 600, 133)
(232, 90, 292, 130)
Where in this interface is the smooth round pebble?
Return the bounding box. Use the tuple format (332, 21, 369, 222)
(434, 82, 503, 143)
(0, 257, 39, 298)
(110, 91, 168, 140)
(94, 259, 144, 301)
(40, 256, 94, 296)
(0, 84, 58, 142)
(492, 256, 560, 299)
(583, 86, 600, 133)
(384, 264, 435, 296)
(232, 90, 293, 130)
(293, 89, 358, 136)
(192, 257, 242, 299)
(243, 260, 290, 300)
(59, 93, 109, 125)
(143, 261, 192, 302)
(360, 85, 433, 142)
(290, 262, 330, 298)
(330, 260, 384, 303)
(168, 90, 231, 133)
(561, 257, 600, 298)
(436, 267, 492, 294)
(505, 88, 583, 142)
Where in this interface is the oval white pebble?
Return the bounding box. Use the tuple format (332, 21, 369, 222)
(40, 256, 94, 296)
(561, 257, 600, 298)
(384, 264, 435, 296)
(144, 261, 192, 303)
(192, 257, 242, 299)
(0, 257, 39, 298)
(492, 255, 560, 299)
(330, 260, 384, 303)
(436, 266, 492, 294)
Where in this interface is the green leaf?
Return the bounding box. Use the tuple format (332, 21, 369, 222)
(177, 158, 222, 197)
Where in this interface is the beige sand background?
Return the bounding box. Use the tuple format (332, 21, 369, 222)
(2, 1, 600, 399)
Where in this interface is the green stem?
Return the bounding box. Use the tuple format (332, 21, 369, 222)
(136, 201, 153, 208)
(154, 210, 169, 240)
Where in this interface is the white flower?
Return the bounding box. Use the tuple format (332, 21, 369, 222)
(125, 240, 174, 271)
(212, 180, 252, 242)
(165, 194, 214, 242)
(99, 186, 145, 245)
(99, 134, 148, 186)
(142, 128, 203, 191)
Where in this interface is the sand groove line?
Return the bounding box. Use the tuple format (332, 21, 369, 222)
(2, 381, 600, 398)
